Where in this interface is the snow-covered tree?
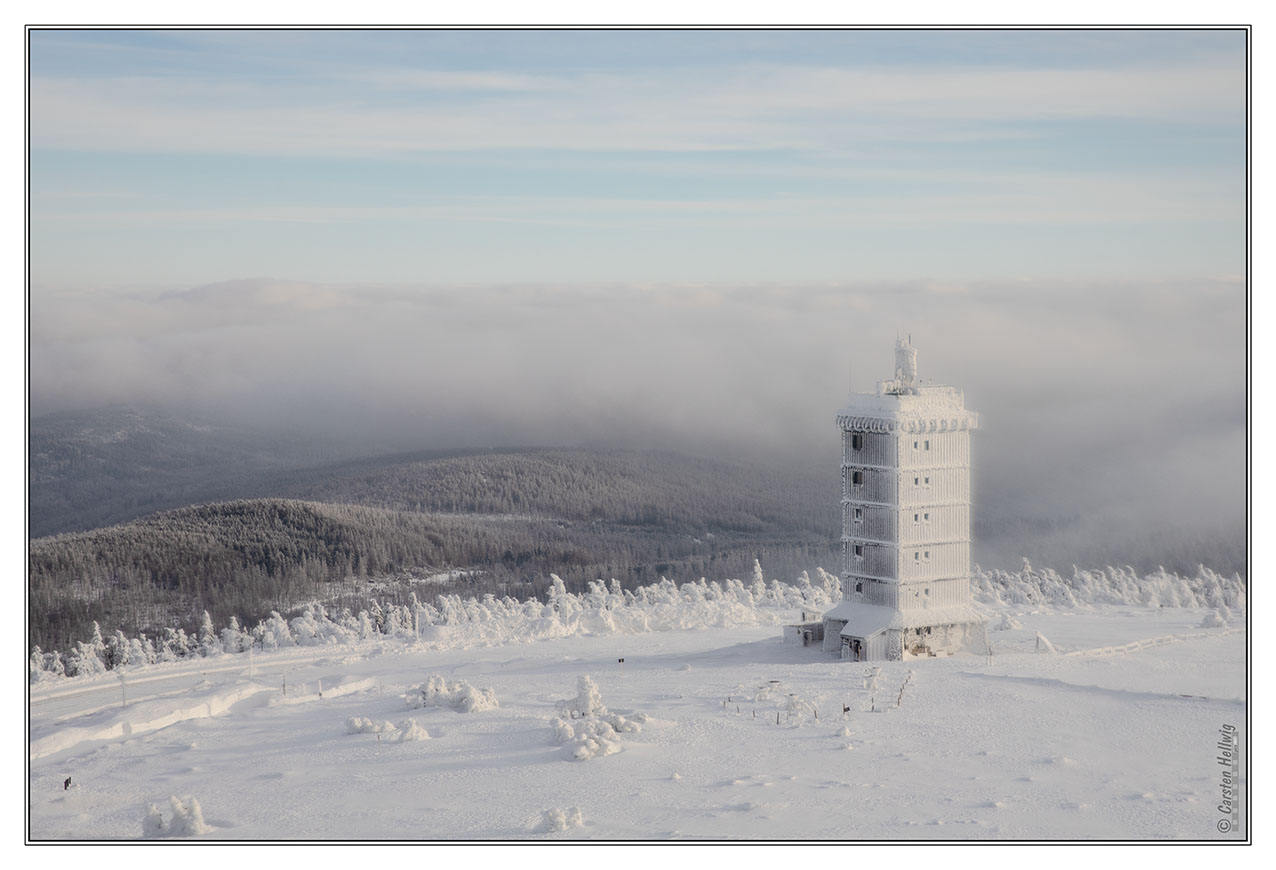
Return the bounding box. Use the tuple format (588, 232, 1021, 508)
(257, 611, 293, 649)
(29, 646, 45, 683)
(68, 639, 106, 677)
(107, 629, 131, 670)
(158, 627, 188, 662)
(751, 559, 767, 598)
(573, 675, 605, 718)
(221, 616, 247, 654)
(131, 634, 157, 666)
(199, 611, 220, 656)
(89, 621, 107, 664)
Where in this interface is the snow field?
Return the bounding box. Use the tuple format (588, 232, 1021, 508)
(31, 600, 1246, 841)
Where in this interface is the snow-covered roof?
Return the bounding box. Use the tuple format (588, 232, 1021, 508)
(824, 602, 895, 638)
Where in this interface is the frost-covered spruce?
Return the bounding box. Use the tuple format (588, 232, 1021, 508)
(573, 675, 605, 718)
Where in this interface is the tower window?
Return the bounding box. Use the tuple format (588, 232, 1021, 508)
(924, 440, 930, 450)
(924, 550, 931, 560)
(913, 476, 919, 485)
(853, 507, 863, 522)
(854, 545, 863, 557)
(854, 582, 863, 593)
(913, 440, 918, 449)
(852, 471, 864, 485)
(924, 512, 930, 521)
(924, 476, 930, 485)
(914, 552, 919, 561)
(851, 433, 863, 450)
(913, 512, 919, 523)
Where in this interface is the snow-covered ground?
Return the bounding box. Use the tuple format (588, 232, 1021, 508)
(29, 601, 1245, 841)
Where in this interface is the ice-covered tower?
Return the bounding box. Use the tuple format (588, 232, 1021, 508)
(822, 338, 982, 660)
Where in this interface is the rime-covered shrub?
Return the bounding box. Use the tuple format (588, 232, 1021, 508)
(142, 796, 212, 837)
(539, 807, 584, 833)
(403, 675, 499, 713)
(551, 674, 644, 760)
(345, 717, 396, 735)
(395, 719, 431, 742)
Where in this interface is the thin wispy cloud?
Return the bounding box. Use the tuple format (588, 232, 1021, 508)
(31, 59, 1242, 156)
(28, 29, 1245, 283)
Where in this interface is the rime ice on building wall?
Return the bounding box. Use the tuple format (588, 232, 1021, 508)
(822, 338, 983, 661)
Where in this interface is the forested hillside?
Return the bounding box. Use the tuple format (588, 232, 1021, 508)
(280, 449, 833, 535)
(29, 448, 839, 652)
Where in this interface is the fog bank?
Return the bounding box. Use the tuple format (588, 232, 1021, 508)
(30, 278, 1246, 572)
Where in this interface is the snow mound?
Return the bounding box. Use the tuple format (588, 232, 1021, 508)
(551, 675, 643, 760)
(404, 675, 499, 713)
(539, 806, 584, 833)
(994, 613, 1023, 631)
(345, 716, 429, 741)
(142, 795, 212, 838)
(395, 719, 431, 742)
(552, 716, 624, 760)
(1200, 610, 1227, 628)
(345, 717, 395, 735)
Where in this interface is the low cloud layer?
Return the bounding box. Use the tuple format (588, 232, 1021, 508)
(30, 278, 1246, 572)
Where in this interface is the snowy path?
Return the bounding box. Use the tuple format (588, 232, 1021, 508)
(29, 606, 1246, 841)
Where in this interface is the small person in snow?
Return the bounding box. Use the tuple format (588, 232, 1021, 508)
(63, 777, 71, 791)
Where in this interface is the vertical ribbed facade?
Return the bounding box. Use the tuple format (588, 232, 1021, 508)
(825, 339, 982, 660)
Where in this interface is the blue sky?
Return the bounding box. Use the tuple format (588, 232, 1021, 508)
(29, 28, 1246, 285)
